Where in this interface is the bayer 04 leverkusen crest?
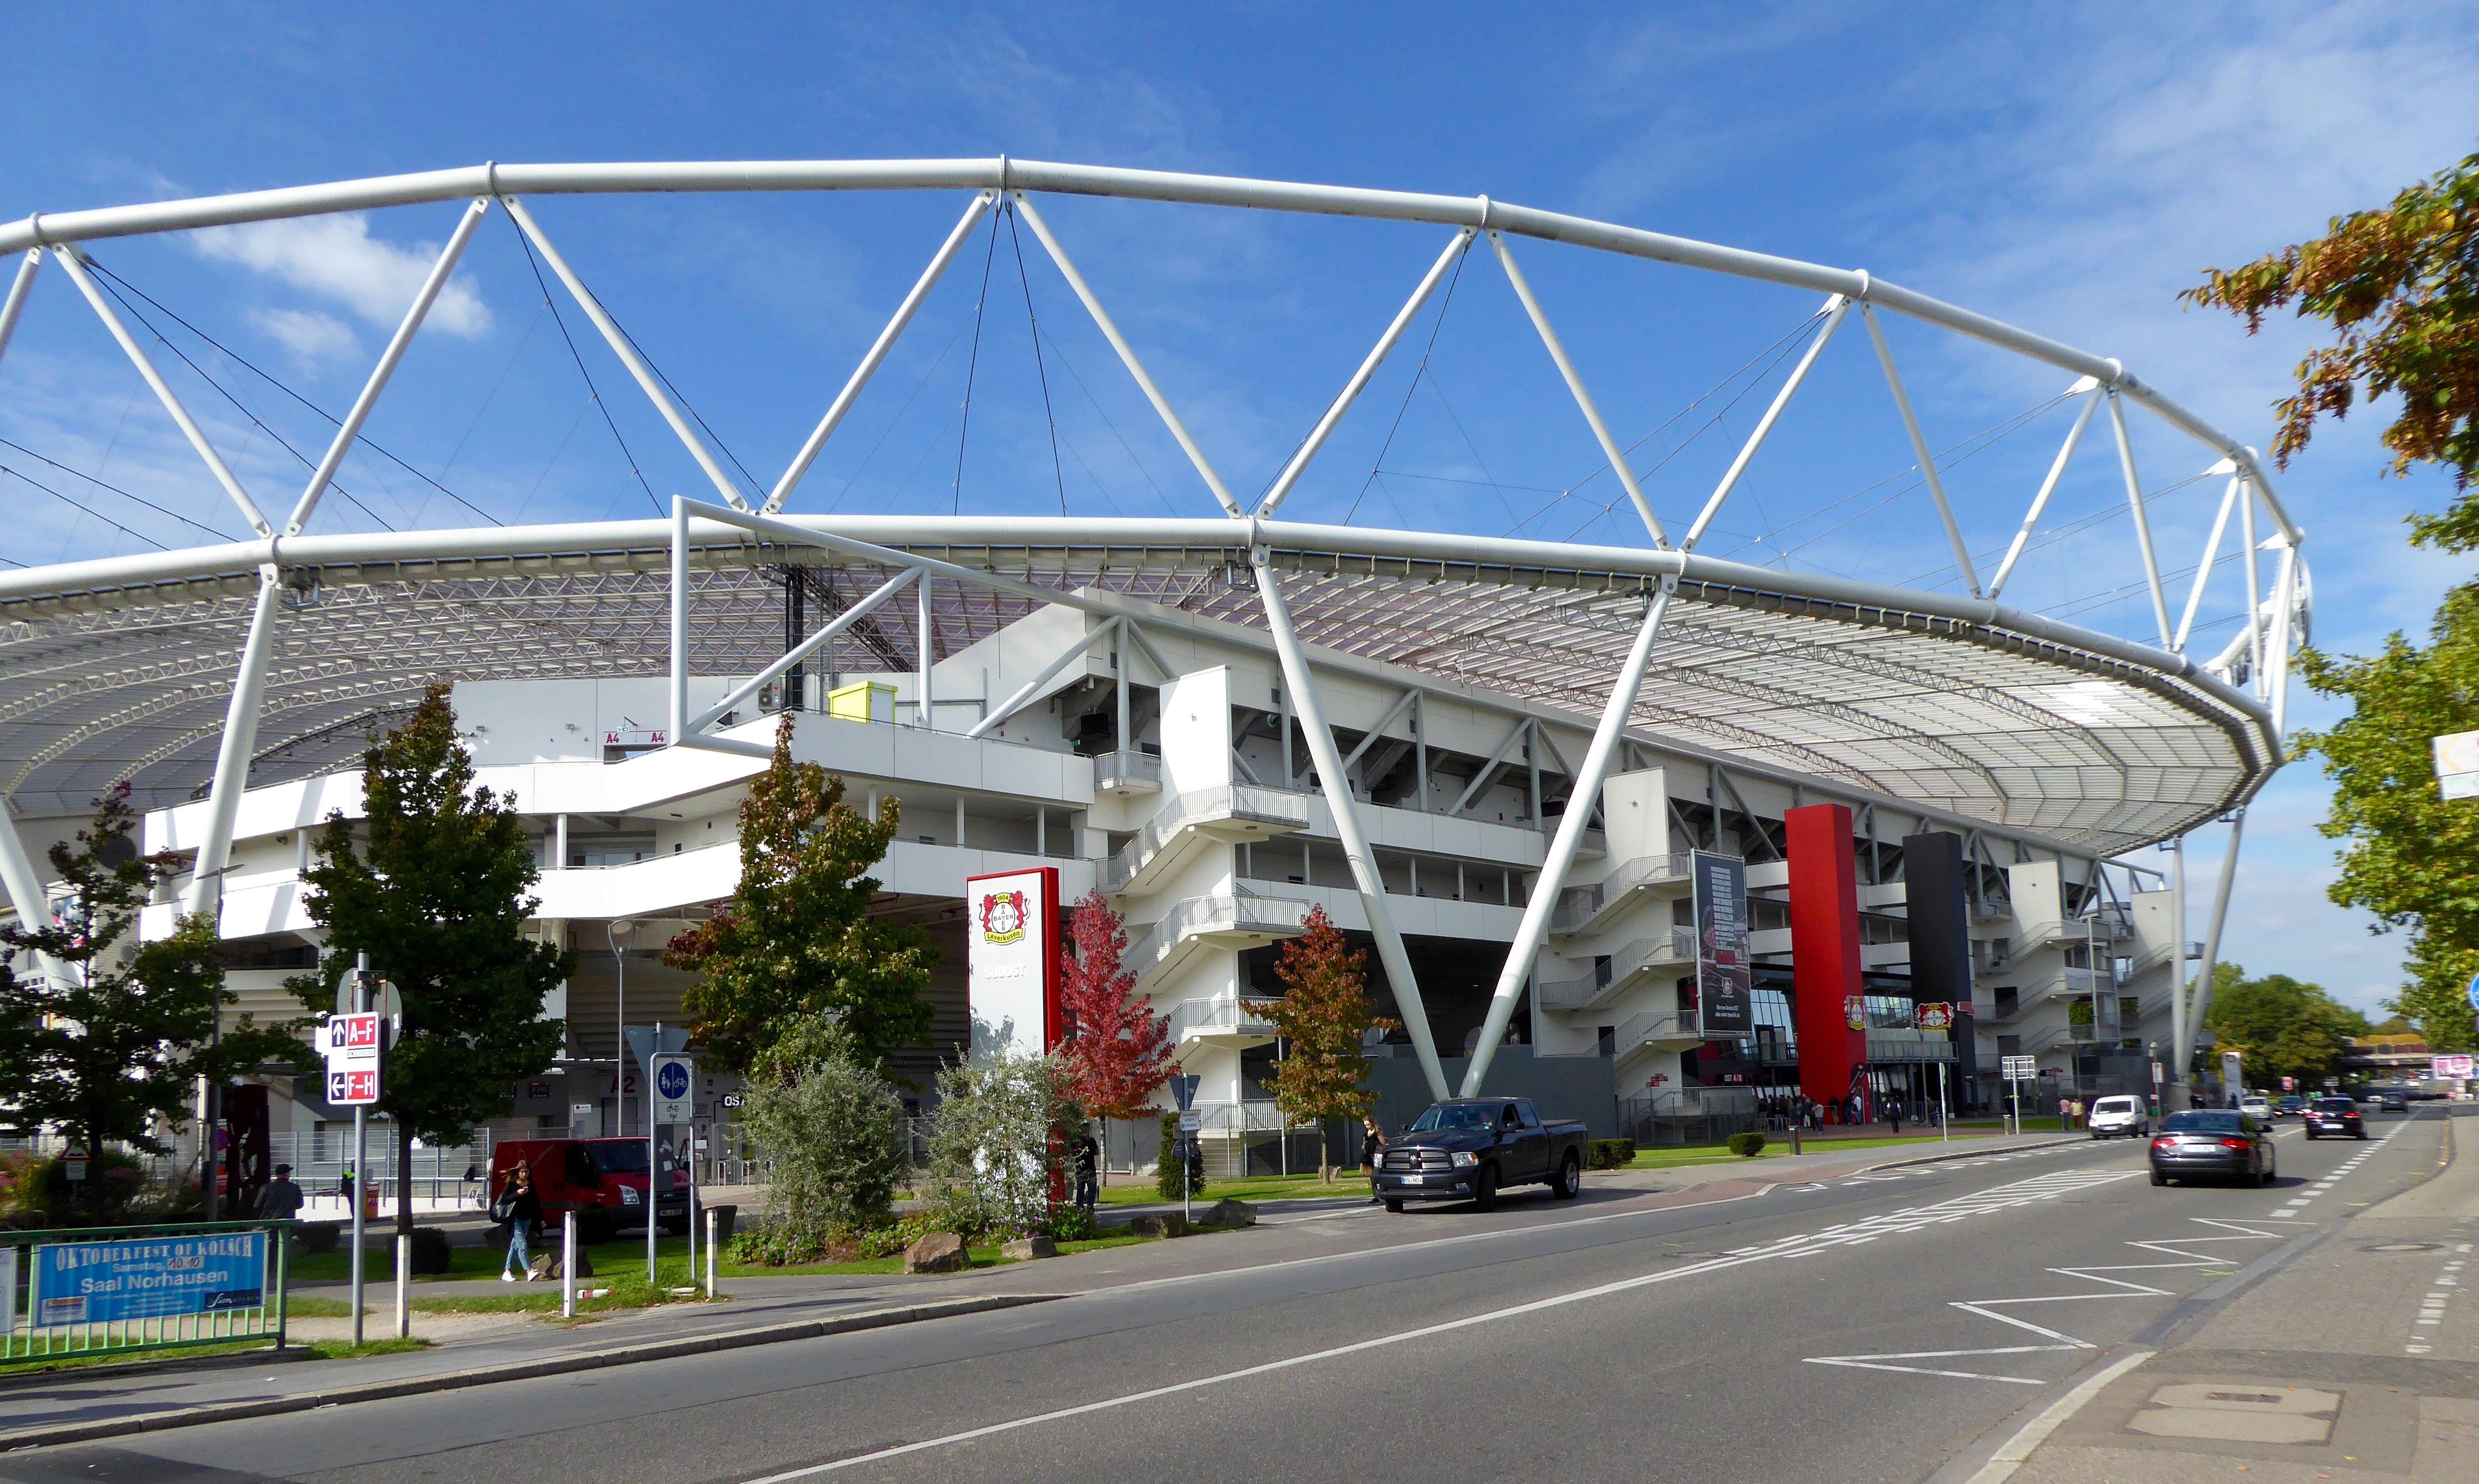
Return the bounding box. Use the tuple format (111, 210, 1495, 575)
(979, 889, 1028, 945)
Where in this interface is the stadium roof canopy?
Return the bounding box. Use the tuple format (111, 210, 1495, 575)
(0, 159, 2307, 859)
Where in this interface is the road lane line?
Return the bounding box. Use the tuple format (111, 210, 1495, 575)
(739, 1167, 2137, 1482)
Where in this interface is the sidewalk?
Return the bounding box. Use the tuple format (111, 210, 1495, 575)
(1971, 1110, 2478, 1482)
(0, 1126, 2088, 1448)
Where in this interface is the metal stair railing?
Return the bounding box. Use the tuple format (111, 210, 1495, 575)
(1103, 783, 1312, 892)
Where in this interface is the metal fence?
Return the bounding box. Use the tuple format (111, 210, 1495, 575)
(1, 1219, 291, 1362)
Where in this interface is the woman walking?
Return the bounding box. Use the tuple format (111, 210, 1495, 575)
(1360, 1114, 1387, 1206)
(494, 1163, 543, 1281)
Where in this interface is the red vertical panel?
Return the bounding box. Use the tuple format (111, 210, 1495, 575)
(1786, 804, 1866, 1111)
(1038, 865, 1063, 1052)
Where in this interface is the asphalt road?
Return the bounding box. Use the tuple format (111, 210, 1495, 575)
(6, 1109, 2455, 1484)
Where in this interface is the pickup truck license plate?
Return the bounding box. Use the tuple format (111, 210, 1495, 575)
(1402, 1174, 1424, 1185)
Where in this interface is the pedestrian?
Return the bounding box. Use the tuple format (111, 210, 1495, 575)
(1360, 1114, 1387, 1205)
(1889, 1101, 1903, 1135)
(339, 1161, 355, 1209)
(493, 1163, 543, 1281)
(256, 1163, 305, 1221)
(1072, 1126, 1100, 1213)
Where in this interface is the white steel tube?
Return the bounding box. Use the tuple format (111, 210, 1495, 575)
(691, 568, 919, 733)
(500, 195, 752, 512)
(763, 191, 997, 513)
(669, 500, 691, 746)
(1010, 192, 1244, 517)
(1861, 304, 1981, 597)
(286, 197, 490, 537)
(704, 1205, 717, 1299)
(1487, 231, 1667, 547)
(183, 571, 285, 918)
(2264, 544, 2299, 735)
(562, 1213, 577, 1317)
(394, 1233, 410, 1339)
(2174, 474, 2243, 653)
(2168, 834, 2188, 1103)
(1682, 295, 1848, 551)
(1987, 385, 2100, 600)
(0, 250, 41, 371)
(917, 571, 934, 729)
(2241, 477, 2265, 695)
(2106, 389, 2176, 649)
(0, 798, 63, 987)
(0, 155, 2308, 538)
(1461, 586, 1675, 1095)
(2183, 811, 2244, 1054)
(966, 615, 1119, 739)
(48, 246, 274, 538)
(1255, 555, 1449, 1100)
(1255, 229, 1473, 519)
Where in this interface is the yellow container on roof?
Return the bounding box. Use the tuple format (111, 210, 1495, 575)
(827, 680, 897, 724)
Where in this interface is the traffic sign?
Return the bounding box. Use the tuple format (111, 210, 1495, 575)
(62, 1145, 88, 1181)
(2466, 970, 2479, 1013)
(327, 1066, 379, 1105)
(323, 1012, 382, 1067)
(2000, 1055, 2035, 1080)
(1178, 1111, 1202, 1134)
(650, 1052, 694, 1125)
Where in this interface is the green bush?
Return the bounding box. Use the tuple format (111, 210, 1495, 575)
(1156, 1113, 1207, 1200)
(295, 1221, 341, 1255)
(742, 1051, 911, 1253)
(1726, 1131, 1768, 1158)
(929, 1058, 1070, 1237)
(409, 1225, 455, 1275)
(1044, 1202, 1098, 1242)
(1588, 1138, 1636, 1170)
(729, 1222, 826, 1267)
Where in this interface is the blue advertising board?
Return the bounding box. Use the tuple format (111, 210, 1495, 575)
(33, 1231, 266, 1327)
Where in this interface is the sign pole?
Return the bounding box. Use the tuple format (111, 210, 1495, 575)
(349, 952, 367, 1347)
(1938, 1060, 1949, 1143)
(647, 1021, 660, 1288)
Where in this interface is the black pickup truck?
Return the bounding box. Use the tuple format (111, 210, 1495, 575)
(1372, 1097, 1591, 1212)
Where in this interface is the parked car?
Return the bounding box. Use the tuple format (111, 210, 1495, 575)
(491, 1137, 689, 1243)
(2150, 1109, 2276, 1187)
(2274, 1095, 2309, 1118)
(2086, 1095, 2150, 1139)
(1373, 1098, 1590, 1212)
(2303, 1097, 2366, 1140)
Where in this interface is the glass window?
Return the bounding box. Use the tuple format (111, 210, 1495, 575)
(587, 1141, 651, 1175)
(2161, 1111, 2242, 1133)
(1410, 1104, 1498, 1133)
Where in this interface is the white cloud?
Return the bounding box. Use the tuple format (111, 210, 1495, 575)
(249, 307, 359, 371)
(193, 213, 491, 338)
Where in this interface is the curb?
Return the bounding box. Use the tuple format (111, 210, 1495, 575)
(0, 1292, 1064, 1454)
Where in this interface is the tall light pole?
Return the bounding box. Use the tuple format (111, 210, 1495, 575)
(607, 920, 637, 1137)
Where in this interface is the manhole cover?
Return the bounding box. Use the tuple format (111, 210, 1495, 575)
(2127, 1383, 2341, 1445)
(2361, 1241, 2442, 1253)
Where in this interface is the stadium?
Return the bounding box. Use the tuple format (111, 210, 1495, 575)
(0, 159, 2305, 1179)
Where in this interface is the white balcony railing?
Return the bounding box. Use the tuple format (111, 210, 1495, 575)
(1103, 784, 1312, 892)
(1549, 852, 1694, 934)
(1167, 994, 1283, 1041)
(1123, 886, 1314, 976)
(1094, 750, 1163, 795)
(1609, 1007, 1702, 1048)
(1535, 927, 1698, 1010)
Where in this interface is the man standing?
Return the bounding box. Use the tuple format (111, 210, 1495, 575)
(256, 1164, 305, 1221)
(1072, 1127, 1100, 1214)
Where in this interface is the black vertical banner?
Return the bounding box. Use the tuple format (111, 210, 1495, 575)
(1695, 851, 1751, 1035)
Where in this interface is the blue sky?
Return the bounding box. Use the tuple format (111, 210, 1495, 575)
(3, 2, 2474, 1012)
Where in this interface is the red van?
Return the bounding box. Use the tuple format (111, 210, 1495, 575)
(491, 1138, 688, 1244)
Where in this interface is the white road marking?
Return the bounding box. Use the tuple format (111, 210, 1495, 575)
(737, 1166, 2136, 1482)
(1965, 1349, 2156, 1484)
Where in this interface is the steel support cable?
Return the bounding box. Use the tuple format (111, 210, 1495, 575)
(950, 204, 1002, 515)
(823, 305, 979, 515)
(1549, 310, 1831, 545)
(85, 266, 402, 533)
(1909, 467, 2212, 595)
(5, 463, 170, 551)
(607, 314, 763, 501)
(84, 259, 501, 529)
(1346, 240, 1468, 525)
(1035, 322, 1177, 515)
(0, 437, 241, 542)
(507, 213, 663, 518)
(1500, 307, 1827, 541)
(1003, 204, 1070, 517)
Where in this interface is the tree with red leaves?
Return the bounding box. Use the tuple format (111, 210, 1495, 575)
(1262, 906, 1397, 1181)
(1053, 890, 1175, 1120)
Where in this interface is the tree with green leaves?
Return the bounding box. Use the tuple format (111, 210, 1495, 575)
(665, 713, 934, 1074)
(0, 784, 301, 1195)
(291, 685, 574, 1242)
(2189, 148, 2479, 1052)
(2202, 962, 2373, 1090)
(1260, 907, 1397, 1181)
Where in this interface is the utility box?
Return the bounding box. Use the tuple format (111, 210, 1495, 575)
(828, 680, 897, 725)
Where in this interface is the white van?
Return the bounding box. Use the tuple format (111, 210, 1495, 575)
(2239, 1094, 2273, 1120)
(2087, 1094, 2149, 1139)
